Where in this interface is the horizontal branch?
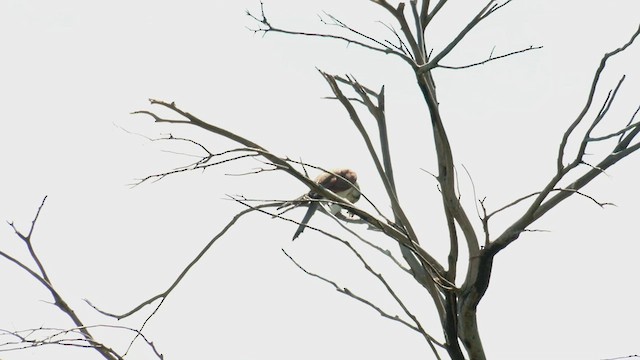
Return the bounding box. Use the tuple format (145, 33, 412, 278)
(131, 146, 261, 187)
(0, 325, 162, 359)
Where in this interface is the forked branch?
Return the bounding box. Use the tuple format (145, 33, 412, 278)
(247, 1, 414, 65)
(134, 99, 450, 292)
(490, 24, 640, 252)
(2, 198, 126, 360)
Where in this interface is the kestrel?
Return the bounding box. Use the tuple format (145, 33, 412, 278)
(282, 168, 361, 240)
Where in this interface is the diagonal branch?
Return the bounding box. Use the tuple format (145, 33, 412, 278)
(489, 24, 640, 253)
(423, 0, 448, 28)
(324, 210, 413, 275)
(9, 196, 50, 283)
(438, 45, 543, 69)
(319, 71, 421, 245)
(557, 24, 640, 171)
(3, 198, 121, 360)
(419, 0, 513, 72)
(282, 250, 422, 331)
(86, 204, 271, 320)
(371, 0, 423, 63)
(324, 73, 452, 326)
(282, 248, 445, 357)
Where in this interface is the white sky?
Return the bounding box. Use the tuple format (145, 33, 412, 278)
(1, 1, 639, 359)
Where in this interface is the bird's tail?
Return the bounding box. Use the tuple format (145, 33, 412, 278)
(292, 202, 319, 240)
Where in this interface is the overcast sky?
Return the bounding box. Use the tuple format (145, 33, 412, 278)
(1, 1, 639, 359)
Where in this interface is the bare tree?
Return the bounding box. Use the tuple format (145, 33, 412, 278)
(2, 1, 639, 360)
(116, 2, 639, 359)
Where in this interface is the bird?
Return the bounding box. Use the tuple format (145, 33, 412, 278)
(281, 168, 361, 240)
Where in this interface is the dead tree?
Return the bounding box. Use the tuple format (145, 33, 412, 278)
(4, 1, 638, 360)
(122, 2, 638, 360)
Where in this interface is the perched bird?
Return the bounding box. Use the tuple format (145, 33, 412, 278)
(282, 168, 361, 240)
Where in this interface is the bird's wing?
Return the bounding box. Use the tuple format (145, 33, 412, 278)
(314, 169, 358, 195)
(342, 181, 361, 203)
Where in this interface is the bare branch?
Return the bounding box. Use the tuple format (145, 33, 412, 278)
(593, 118, 640, 142)
(130, 146, 261, 187)
(237, 196, 453, 290)
(410, 1, 426, 60)
(438, 45, 543, 69)
(282, 250, 422, 332)
(8, 196, 50, 282)
(86, 204, 273, 320)
(3, 199, 122, 360)
(558, 24, 640, 171)
(486, 187, 614, 222)
(134, 100, 449, 293)
(377, 21, 412, 56)
(335, 237, 445, 353)
(572, 76, 627, 163)
(246, 2, 414, 65)
(282, 249, 445, 356)
(486, 191, 541, 219)
(0, 326, 163, 359)
(324, 207, 413, 275)
(371, 0, 423, 63)
(319, 71, 422, 246)
(601, 355, 640, 360)
(481, 24, 640, 257)
(617, 104, 640, 143)
(420, 0, 513, 72)
(321, 12, 413, 60)
(424, 0, 448, 27)
(479, 198, 490, 246)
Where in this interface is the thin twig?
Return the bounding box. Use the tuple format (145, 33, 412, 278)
(438, 45, 543, 69)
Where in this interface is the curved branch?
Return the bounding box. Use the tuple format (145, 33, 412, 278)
(86, 204, 270, 319)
